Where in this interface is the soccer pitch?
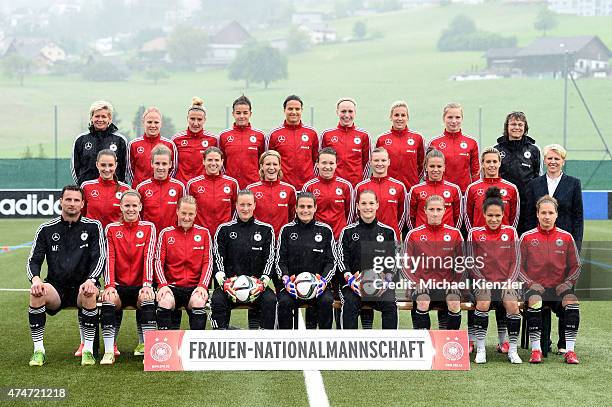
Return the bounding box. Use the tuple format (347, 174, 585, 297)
(1, 219, 611, 406)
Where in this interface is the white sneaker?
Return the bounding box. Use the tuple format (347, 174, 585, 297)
(475, 349, 487, 364)
(100, 352, 115, 365)
(507, 351, 523, 364)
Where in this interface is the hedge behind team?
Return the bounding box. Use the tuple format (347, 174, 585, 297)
(26, 97, 583, 366)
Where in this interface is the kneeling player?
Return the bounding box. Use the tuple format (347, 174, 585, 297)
(467, 187, 522, 364)
(155, 196, 211, 330)
(520, 195, 581, 364)
(339, 190, 398, 329)
(27, 185, 104, 366)
(211, 190, 277, 329)
(100, 190, 157, 364)
(276, 192, 337, 329)
(403, 195, 465, 330)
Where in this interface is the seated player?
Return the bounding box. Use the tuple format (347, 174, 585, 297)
(338, 190, 398, 329)
(155, 195, 211, 330)
(186, 147, 239, 237)
(403, 195, 465, 330)
(519, 195, 581, 364)
(99, 190, 157, 365)
(276, 192, 337, 329)
(467, 187, 522, 364)
(78, 148, 129, 357)
(27, 185, 104, 366)
(211, 190, 277, 329)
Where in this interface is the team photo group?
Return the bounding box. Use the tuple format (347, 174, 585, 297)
(26, 94, 583, 368)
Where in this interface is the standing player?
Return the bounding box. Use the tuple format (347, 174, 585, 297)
(81, 149, 130, 229)
(247, 150, 297, 237)
(519, 195, 581, 364)
(465, 147, 519, 231)
(408, 148, 462, 230)
(319, 98, 370, 186)
(172, 97, 218, 185)
(211, 190, 277, 329)
(186, 147, 239, 237)
(466, 187, 522, 364)
(355, 148, 406, 240)
(127, 107, 177, 187)
(218, 95, 266, 189)
(99, 190, 157, 365)
(276, 192, 337, 329)
(302, 147, 354, 239)
(27, 185, 104, 366)
(155, 196, 211, 330)
(403, 195, 465, 330)
(338, 189, 398, 329)
(376, 100, 425, 192)
(71, 100, 128, 186)
(428, 102, 479, 193)
(266, 95, 318, 189)
(495, 111, 541, 235)
(136, 144, 185, 232)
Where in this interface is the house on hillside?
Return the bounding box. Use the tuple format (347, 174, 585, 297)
(0, 37, 66, 74)
(299, 23, 337, 44)
(139, 37, 169, 64)
(548, 0, 612, 16)
(485, 35, 612, 78)
(206, 20, 252, 67)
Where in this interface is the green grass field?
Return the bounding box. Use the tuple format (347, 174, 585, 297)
(1, 219, 611, 406)
(1, 3, 612, 159)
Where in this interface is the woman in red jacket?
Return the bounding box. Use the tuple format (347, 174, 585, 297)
(403, 195, 464, 330)
(467, 187, 522, 364)
(172, 97, 218, 185)
(99, 190, 157, 365)
(520, 195, 581, 364)
(155, 195, 211, 330)
(428, 102, 480, 193)
(81, 149, 130, 229)
(375, 100, 424, 191)
(408, 148, 462, 230)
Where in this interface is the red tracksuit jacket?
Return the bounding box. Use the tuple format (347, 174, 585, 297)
(219, 123, 266, 189)
(302, 175, 354, 239)
(464, 177, 519, 230)
(467, 225, 520, 282)
(136, 177, 185, 232)
(428, 130, 480, 192)
(407, 179, 462, 230)
(127, 135, 177, 187)
(155, 225, 212, 289)
(172, 129, 218, 185)
(266, 121, 318, 189)
(81, 177, 130, 229)
(187, 174, 238, 236)
(519, 226, 581, 288)
(104, 220, 156, 288)
(376, 127, 425, 190)
(354, 176, 406, 239)
(403, 223, 464, 284)
(247, 179, 297, 237)
(319, 123, 370, 186)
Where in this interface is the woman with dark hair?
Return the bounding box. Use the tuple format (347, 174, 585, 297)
(218, 95, 266, 189)
(467, 187, 522, 364)
(495, 111, 541, 235)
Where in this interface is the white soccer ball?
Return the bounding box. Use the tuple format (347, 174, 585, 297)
(294, 272, 318, 300)
(361, 269, 386, 297)
(232, 275, 255, 303)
